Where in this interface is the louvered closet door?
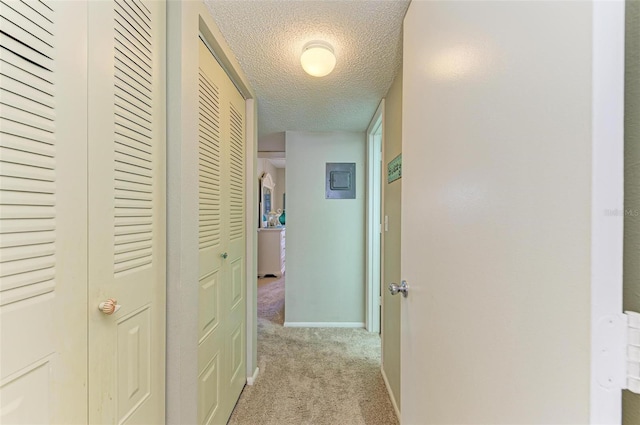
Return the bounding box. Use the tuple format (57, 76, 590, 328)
(197, 39, 246, 425)
(87, 0, 166, 423)
(0, 1, 88, 423)
(224, 52, 247, 414)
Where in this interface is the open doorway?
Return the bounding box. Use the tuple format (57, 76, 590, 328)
(366, 102, 384, 333)
(257, 153, 287, 326)
(254, 154, 287, 392)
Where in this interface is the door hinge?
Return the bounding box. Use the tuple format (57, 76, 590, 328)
(626, 311, 640, 394)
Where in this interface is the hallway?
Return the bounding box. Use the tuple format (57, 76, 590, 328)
(1, 1, 634, 423)
(229, 277, 398, 425)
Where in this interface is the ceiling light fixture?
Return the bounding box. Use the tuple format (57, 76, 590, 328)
(300, 41, 336, 77)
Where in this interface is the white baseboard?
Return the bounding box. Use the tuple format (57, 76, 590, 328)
(247, 367, 259, 385)
(283, 322, 365, 328)
(381, 366, 400, 421)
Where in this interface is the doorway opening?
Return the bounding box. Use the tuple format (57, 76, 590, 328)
(257, 153, 287, 326)
(366, 102, 384, 333)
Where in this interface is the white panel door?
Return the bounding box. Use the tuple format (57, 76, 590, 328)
(87, 0, 166, 423)
(401, 1, 624, 424)
(197, 39, 246, 425)
(0, 1, 88, 423)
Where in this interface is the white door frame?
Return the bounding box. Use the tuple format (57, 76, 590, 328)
(366, 101, 384, 333)
(590, 1, 627, 422)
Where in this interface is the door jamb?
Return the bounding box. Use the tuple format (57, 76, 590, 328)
(590, 1, 626, 423)
(366, 101, 384, 333)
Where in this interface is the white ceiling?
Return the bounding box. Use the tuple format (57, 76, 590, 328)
(204, 0, 410, 143)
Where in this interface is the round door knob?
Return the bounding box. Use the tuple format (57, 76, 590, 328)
(221, 252, 228, 259)
(98, 298, 121, 315)
(388, 281, 409, 298)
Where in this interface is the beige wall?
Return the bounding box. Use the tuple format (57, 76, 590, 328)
(258, 132, 286, 151)
(284, 131, 366, 325)
(257, 158, 277, 181)
(624, 0, 640, 423)
(381, 69, 402, 414)
(276, 168, 286, 213)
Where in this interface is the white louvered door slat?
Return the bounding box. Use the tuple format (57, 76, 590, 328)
(0, 1, 88, 423)
(87, 0, 166, 423)
(197, 39, 246, 425)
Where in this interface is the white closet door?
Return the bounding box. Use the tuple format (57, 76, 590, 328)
(197, 39, 246, 425)
(224, 45, 247, 416)
(0, 1, 88, 423)
(87, 0, 166, 423)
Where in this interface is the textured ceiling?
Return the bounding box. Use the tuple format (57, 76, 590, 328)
(204, 0, 410, 142)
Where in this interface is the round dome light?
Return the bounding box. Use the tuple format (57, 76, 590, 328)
(300, 41, 336, 77)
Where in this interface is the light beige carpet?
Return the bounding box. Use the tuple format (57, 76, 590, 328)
(228, 276, 399, 425)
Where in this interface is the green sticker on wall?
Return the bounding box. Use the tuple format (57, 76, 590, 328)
(387, 154, 402, 183)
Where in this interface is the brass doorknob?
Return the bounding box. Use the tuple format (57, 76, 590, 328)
(98, 298, 121, 315)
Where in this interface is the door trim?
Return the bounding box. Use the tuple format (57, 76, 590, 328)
(590, 1, 626, 422)
(365, 101, 384, 334)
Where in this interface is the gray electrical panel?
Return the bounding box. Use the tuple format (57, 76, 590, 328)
(326, 162, 356, 199)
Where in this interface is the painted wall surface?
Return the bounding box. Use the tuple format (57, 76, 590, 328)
(257, 158, 275, 180)
(624, 1, 640, 423)
(285, 131, 366, 324)
(276, 168, 286, 213)
(166, 4, 199, 422)
(258, 132, 286, 151)
(382, 69, 402, 413)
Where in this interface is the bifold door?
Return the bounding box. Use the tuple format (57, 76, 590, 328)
(197, 39, 247, 425)
(0, 1, 166, 423)
(0, 2, 89, 423)
(87, 0, 166, 423)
